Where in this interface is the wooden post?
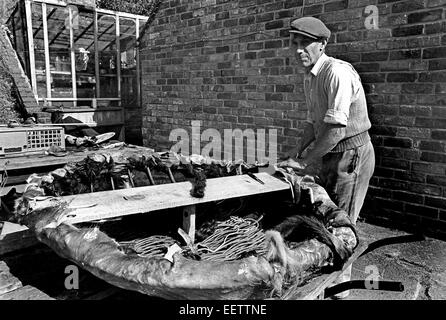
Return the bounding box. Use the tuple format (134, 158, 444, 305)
(68, 5, 77, 107)
(94, 11, 100, 99)
(167, 167, 176, 183)
(182, 205, 196, 244)
(24, 0, 37, 99)
(135, 18, 141, 108)
(42, 3, 51, 102)
(116, 14, 124, 141)
(145, 167, 155, 185)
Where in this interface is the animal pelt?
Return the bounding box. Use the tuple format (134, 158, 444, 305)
(189, 168, 206, 198)
(177, 164, 207, 198)
(11, 185, 46, 222)
(265, 230, 299, 270)
(0, 188, 21, 220)
(266, 214, 351, 271)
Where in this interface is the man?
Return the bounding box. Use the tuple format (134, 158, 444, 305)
(279, 17, 375, 299)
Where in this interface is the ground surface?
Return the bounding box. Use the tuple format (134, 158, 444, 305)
(346, 221, 446, 300)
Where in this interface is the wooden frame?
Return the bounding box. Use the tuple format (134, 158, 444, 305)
(9, 0, 148, 136)
(33, 172, 290, 226)
(42, 3, 52, 101)
(24, 0, 37, 99)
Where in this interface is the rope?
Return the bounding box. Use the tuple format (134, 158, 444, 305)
(195, 216, 267, 262)
(120, 235, 177, 258)
(119, 216, 268, 262)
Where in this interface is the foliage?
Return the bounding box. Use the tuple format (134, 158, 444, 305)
(96, 0, 156, 16)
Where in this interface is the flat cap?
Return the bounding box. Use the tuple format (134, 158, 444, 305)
(290, 17, 331, 40)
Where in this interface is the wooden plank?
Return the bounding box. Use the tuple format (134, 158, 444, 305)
(0, 285, 55, 300)
(0, 261, 23, 295)
(182, 205, 196, 243)
(0, 147, 126, 171)
(38, 98, 121, 101)
(35, 172, 290, 225)
(289, 241, 370, 300)
(0, 228, 38, 256)
(0, 145, 153, 171)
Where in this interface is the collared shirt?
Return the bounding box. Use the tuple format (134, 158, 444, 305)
(304, 53, 371, 143)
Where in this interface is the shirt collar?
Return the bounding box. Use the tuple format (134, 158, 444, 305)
(309, 53, 328, 76)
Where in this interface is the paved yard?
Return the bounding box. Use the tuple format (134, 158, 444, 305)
(346, 221, 446, 300)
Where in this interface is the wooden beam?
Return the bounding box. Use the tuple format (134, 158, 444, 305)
(0, 227, 39, 256)
(116, 14, 121, 101)
(86, 22, 113, 52)
(73, 21, 94, 43)
(48, 24, 68, 47)
(135, 18, 141, 108)
(42, 3, 52, 102)
(0, 285, 55, 300)
(33, 8, 56, 38)
(94, 11, 100, 98)
(69, 6, 77, 106)
(32, 0, 67, 7)
(25, 0, 37, 98)
(182, 205, 196, 243)
(38, 97, 120, 101)
(34, 173, 290, 225)
(96, 7, 150, 20)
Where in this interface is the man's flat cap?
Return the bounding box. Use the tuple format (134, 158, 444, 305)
(290, 17, 331, 40)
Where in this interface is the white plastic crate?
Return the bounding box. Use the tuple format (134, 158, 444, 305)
(0, 126, 65, 157)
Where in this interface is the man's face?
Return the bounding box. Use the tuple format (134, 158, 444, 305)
(290, 33, 326, 68)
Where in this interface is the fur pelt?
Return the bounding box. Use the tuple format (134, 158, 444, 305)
(266, 214, 351, 271)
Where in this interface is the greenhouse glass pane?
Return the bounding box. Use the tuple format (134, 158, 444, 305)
(31, 1, 46, 99)
(97, 14, 118, 99)
(120, 17, 137, 106)
(74, 8, 96, 102)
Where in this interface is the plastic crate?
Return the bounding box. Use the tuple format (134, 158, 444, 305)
(0, 126, 65, 157)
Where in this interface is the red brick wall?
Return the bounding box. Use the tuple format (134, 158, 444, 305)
(140, 0, 446, 238)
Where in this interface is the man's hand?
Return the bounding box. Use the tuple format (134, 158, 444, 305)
(278, 158, 307, 171)
(279, 149, 297, 161)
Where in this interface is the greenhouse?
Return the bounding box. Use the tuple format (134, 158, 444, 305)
(6, 0, 148, 138)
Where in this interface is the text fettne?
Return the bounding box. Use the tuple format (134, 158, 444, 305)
(179, 304, 267, 317)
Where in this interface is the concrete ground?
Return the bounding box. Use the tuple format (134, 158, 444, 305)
(345, 221, 446, 300)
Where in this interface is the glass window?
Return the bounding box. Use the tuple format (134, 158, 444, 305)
(97, 14, 118, 100)
(120, 17, 136, 107)
(31, 1, 46, 99)
(74, 8, 96, 103)
(47, 5, 73, 104)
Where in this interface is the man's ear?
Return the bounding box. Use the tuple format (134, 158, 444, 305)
(320, 39, 328, 50)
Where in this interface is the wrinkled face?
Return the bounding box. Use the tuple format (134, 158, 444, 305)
(290, 33, 326, 68)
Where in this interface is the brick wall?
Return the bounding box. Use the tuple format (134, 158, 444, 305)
(139, 0, 446, 239)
